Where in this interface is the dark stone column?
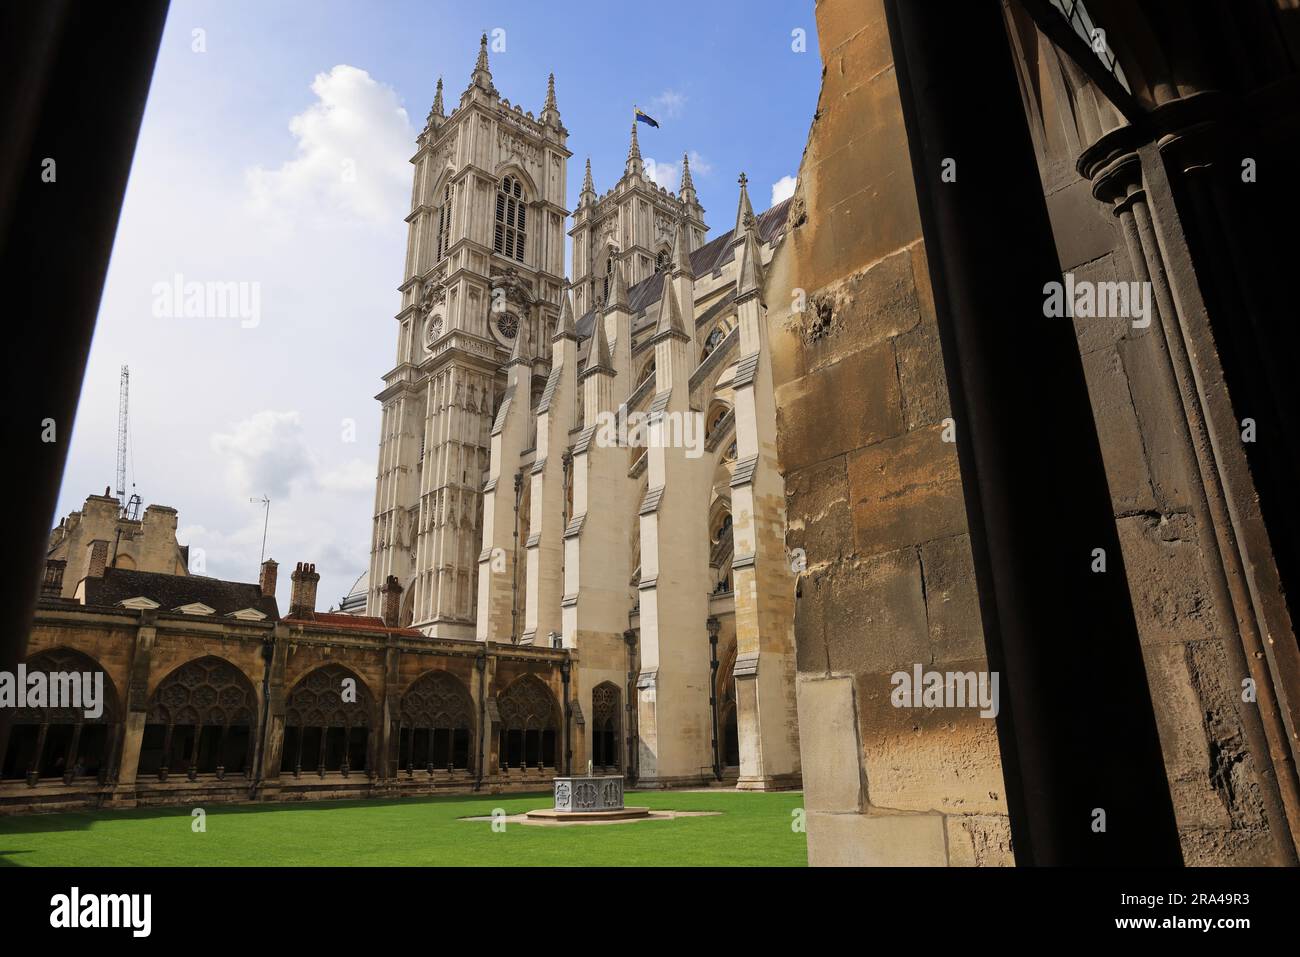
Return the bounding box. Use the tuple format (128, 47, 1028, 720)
(884, 0, 1182, 865)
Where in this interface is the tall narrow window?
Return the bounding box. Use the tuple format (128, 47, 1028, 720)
(494, 176, 526, 262)
(436, 183, 453, 261)
(592, 682, 621, 771)
(603, 254, 615, 302)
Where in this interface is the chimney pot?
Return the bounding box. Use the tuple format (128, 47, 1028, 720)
(259, 558, 279, 598)
(381, 575, 403, 628)
(289, 561, 320, 617)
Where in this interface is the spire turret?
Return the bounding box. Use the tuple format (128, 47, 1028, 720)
(431, 77, 444, 119)
(584, 307, 614, 374)
(508, 326, 529, 366)
(470, 33, 495, 94)
(604, 258, 629, 311)
(679, 152, 696, 201)
(580, 157, 596, 207)
(736, 212, 766, 301)
(654, 278, 689, 340)
(625, 120, 643, 177)
(541, 72, 561, 127)
(733, 172, 756, 243)
(553, 285, 577, 341)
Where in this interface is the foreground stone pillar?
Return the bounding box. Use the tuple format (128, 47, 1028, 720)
(635, 245, 713, 786)
(729, 220, 800, 790)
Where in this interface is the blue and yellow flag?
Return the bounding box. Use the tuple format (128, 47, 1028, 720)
(634, 107, 660, 128)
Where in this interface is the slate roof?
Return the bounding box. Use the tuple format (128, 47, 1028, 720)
(282, 609, 423, 637)
(82, 567, 280, 619)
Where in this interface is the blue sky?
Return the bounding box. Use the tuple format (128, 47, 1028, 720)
(56, 0, 821, 612)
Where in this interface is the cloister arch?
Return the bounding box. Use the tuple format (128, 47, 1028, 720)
(0, 647, 119, 783)
(398, 670, 475, 773)
(496, 674, 560, 770)
(138, 656, 258, 780)
(281, 664, 374, 777)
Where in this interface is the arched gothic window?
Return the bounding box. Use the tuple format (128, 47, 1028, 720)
(398, 671, 474, 773)
(655, 248, 671, 273)
(603, 254, 615, 302)
(591, 682, 621, 771)
(138, 657, 257, 781)
(436, 182, 453, 261)
(705, 401, 731, 440)
(496, 675, 559, 770)
(1, 648, 119, 784)
(281, 665, 372, 778)
(494, 175, 526, 262)
(702, 326, 727, 359)
(711, 510, 734, 593)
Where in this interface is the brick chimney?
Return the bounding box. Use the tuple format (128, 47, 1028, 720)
(289, 562, 319, 618)
(381, 575, 403, 628)
(41, 559, 66, 597)
(86, 540, 109, 579)
(259, 558, 278, 598)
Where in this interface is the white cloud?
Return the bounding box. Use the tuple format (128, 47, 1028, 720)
(211, 410, 316, 499)
(318, 458, 375, 493)
(61, 55, 406, 615)
(198, 410, 375, 605)
(245, 65, 414, 229)
(649, 89, 687, 120)
(644, 151, 712, 191)
(771, 174, 798, 206)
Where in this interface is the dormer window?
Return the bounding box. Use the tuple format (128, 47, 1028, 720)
(494, 176, 526, 262)
(227, 608, 268, 621)
(172, 602, 216, 616)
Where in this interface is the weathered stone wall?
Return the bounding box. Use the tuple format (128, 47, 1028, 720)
(1003, 8, 1289, 864)
(768, 0, 1012, 866)
(47, 495, 188, 596)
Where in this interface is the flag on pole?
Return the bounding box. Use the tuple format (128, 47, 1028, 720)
(634, 107, 660, 128)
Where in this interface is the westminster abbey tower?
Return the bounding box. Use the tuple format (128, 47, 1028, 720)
(366, 35, 801, 787)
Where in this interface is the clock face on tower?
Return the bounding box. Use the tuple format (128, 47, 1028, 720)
(495, 312, 519, 340)
(424, 312, 443, 348)
(419, 278, 447, 351)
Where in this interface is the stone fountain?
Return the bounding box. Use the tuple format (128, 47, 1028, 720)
(526, 760, 649, 821)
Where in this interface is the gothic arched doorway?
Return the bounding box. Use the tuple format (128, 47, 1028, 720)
(722, 704, 740, 768)
(591, 682, 621, 771)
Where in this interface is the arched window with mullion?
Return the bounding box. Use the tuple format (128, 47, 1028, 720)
(436, 182, 453, 261)
(494, 175, 526, 263)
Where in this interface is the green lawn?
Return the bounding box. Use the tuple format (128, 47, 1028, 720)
(0, 790, 807, 866)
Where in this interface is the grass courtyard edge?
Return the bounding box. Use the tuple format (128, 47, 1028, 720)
(0, 789, 807, 867)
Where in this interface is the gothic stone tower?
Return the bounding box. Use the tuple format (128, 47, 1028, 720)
(368, 36, 570, 636)
(568, 124, 707, 318)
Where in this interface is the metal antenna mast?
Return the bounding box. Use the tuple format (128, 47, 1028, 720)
(251, 495, 271, 564)
(116, 365, 129, 506)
